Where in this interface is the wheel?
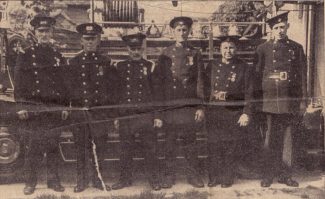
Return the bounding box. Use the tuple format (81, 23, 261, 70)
(0, 126, 24, 183)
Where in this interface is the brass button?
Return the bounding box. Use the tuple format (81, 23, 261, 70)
(128, 99, 131, 102)
(82, 65, 85, 68)
(95, 90, 98, 94)
(84, 99, 88, 103)
(32, 54, 35, 58)
(32, 63, 36, 66)
(34, 71, 38, 75)
(96, 82, 99, 85)
(82, 73, 85, 77)
(83, 91, 87, 94)
(36, 80, 39, 84)
(173, 86, 176, 89)
(83, 82, 86, 85)
(37, 89, 40, 93)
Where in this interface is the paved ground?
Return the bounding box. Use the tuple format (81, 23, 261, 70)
(0, 165, 324, 199)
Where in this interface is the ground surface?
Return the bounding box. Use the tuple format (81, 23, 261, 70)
(0, 163, 324, 199)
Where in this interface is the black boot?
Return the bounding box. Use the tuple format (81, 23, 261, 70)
(111, 178, 132, 190)
(93, 179, 111, 191)
(187, 174, 204, 188)
(207, 175, 219, 187)
(148, 174, 161, 191)
(74, 183, 87, 193)
(261, 178, 272, 187)
(278, 177, 299, 187)
(48, 182, 65, 192)
(161, 174, 175, 189)
(23, 184, 36, 195)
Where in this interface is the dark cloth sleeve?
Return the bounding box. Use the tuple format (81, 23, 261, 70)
(243, 64, 254, 115)
(298, 45, 308, 105)
(13, 53, 26, 102)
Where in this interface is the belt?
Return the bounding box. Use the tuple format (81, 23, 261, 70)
(213, 90, 227, 101)
(268, 71, 288, 80)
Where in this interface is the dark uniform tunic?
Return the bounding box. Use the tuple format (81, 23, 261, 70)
(66, 51, 118, 186)
(115, 58, 159, 180)
(256, 38, 307, 180)
(14, 43, 66, 186)
(204, 58, 253, 184)
(157, 43, 204, 177)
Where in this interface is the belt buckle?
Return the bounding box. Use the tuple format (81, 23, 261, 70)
(279, 72, 287, 80)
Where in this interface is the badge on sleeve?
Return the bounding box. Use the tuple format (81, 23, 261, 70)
(54, 57, 61, 67)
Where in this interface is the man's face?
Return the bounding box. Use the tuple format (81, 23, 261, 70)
(220, 41, 236, 61)
(173, 25, 190, 43)
(271, 22, 289, 41)
(35, 28, 53, 44)
(128, 46, 144, 60)
(81, 35, 100, 52)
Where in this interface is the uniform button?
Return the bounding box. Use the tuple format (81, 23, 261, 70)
(127, 77, 130, 80)
(215, 83, 218, 86)
(127, 70, 130, 73)
(96, 65, 99, 68)
(37, 89, 40, 93)
(82, 73, 85, 77)
(172, 63, 175, 66)
(139, 91, 142, 94)
(92, 53, 95, 56)
(140, 70, 143, 72)
(140, 76, 143, 79)
(32, 54, 35, 58)
(173, 86, 176, 89)
(56, 93, 60, 96)
(216, 76, 219, 79)
(138, 99, 141, 101)
(84, 91, 87, 94)
(226, 85, 229, 87)
(273, 50, 276, 52)
(232, 65, 235, 69)
(173, 78, 176, 81)
(219, 64, 222, 67)
(288, 59, 291, 62)
(96, 82, 99, 85)
(173, 48, 176, 51)
(96, 73, 99, 76)
(83, 82, 86, 85)
(36, 80, 39, 84)
(172, 70, 176, 74)
(85, 99, 88, 103)
(95, 100, 98, 103)
(172, 55, 175, 58)
(140, 63, 143, 66)
(127, 92, 130, 95)
(34, 71, 38, 75)
(32, 63, 36, 66)
(128, 99, 131, 102)
(127, 85, 130, 88)
(139, 84, 142, 87)
(217, 70, 220, 73)
(95, 90, 98, 94)
(186, 48, 190, 51)
(273, 60, 276, 63)
(82, 65, 85, 68)
(82, 57, 86, 60)
(127, 64, 130, 67)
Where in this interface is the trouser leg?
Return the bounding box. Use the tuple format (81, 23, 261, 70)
(182, 131, 200, 177)
(24, 132, 41, 186)
(46, 135, 60, 185)
(73, 127, 87, 186)
(139, 128, 159, 178)
(163, 127, 177, 177)
(119, 123, 134, 178)
(220, 141, 239, 184)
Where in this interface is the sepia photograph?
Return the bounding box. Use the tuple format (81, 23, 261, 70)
(0, 0, 324, 198)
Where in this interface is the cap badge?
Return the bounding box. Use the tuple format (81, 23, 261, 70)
(40, 21, 47, 25)
(86, 26, 93, 31)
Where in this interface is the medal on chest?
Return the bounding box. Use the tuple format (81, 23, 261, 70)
(54, 57, 61, 67)
(187, 56, 194, 66)
(98, 65, 104, 76)
(230, 72, 237, 82)
(143, 67, 148, 75)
